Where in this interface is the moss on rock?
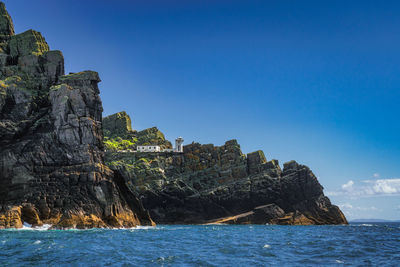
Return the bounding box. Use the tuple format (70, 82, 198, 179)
(103, 111, 133, 138)
(9, 29, 49, 57)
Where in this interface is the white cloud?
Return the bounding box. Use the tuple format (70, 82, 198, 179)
(338, 203, 353, 209)
(373, 173, 380, 178)
(338, 203, 378, 211)
(338, 203, 380, 218)
(326, 178, 400, 198)
(370, 179, 400, 194)
(342, 180, 354, 191)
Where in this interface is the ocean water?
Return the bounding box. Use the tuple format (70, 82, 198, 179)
(0, 223, 399, 266)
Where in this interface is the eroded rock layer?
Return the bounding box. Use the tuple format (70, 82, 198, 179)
(104, 113, 347, 225)
(0, 3, 153, 229)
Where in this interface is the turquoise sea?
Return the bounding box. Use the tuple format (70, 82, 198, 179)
(0, 223, 399, 266)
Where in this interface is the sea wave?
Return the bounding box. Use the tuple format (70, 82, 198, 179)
(348, 223, 377, 227)
(132, 225, 157, 230)
(21, 223, 52, 231)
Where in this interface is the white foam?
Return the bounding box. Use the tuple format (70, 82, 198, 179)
(134, 225, 156, 230)
(119, 225, 157, 231)
(23, 222, 32, 228)
(33, 240, 41, 245)
(21, 224, 52, 231)
(263, 244, 271, 248)
(350, 224, 376, 227)
(336, 260, 344, 263)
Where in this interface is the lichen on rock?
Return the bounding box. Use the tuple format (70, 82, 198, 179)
(9, 29, 49, 57)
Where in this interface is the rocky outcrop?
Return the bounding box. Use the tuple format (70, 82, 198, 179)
(103, 111, 133, 138)
(105, 113, 347, 225)
(103, 112, 172, 151)
(0, 3, 153, 229)
(0, 2, 14, 52)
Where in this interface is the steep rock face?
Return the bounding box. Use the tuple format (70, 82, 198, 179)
(0, 2, 13, 52)
(0, 3, 153, 229)
(105, 113, 347, 225)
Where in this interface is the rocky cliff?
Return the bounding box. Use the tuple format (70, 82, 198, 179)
(0, 2, 347, 228)
(0, 3, 153, 229)
(104, 112, 347, 225)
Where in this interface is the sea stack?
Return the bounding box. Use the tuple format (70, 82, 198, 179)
(0, 2, 153, 228)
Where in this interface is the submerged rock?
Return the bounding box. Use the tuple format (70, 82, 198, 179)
(0, 2, 153, 229)
(104, 113, 347, 225)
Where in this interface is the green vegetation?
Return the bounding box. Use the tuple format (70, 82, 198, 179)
(59, 71, 99, 82)
(104, 136, 137, 151)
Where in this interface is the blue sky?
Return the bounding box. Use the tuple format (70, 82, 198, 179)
(5, 0, 400, 220)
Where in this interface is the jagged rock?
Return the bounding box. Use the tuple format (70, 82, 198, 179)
(247, 150, 267, 174)
(0, 28, 64, 89)
(103, 112, 172, 150)
(9, 29, 49, 57)
(103, 111, 133, 138)
(0, 2, 14, 52)
(0, 2, 154, 229)
(0, 206, 22, 229)
(104, 115, 347, 225)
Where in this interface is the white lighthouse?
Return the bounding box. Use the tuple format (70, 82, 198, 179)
(174, 137, 184, 153)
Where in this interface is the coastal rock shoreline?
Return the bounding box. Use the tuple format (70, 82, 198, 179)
(0, 2, 346, 228)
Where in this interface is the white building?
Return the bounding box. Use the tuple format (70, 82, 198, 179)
(136, 137, 184, 153)
(174, 137, 184, 153)
(136, 145, 161, 152)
